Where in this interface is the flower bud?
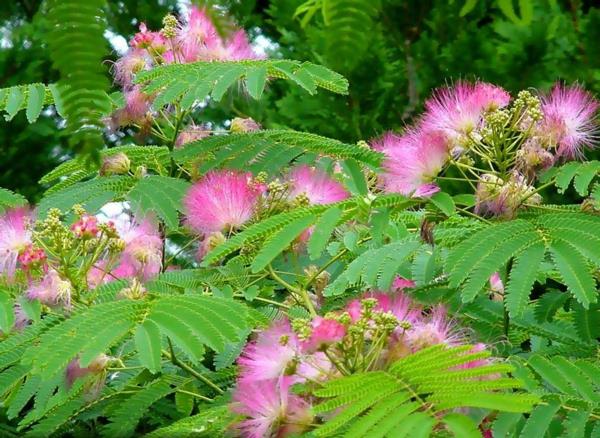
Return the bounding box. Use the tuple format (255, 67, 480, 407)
(230, 117, 261, 133)
(100, 153, 131, 176)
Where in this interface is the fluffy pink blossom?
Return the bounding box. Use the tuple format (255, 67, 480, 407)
(286, 165, 350, 205)
(175, 124, 210, 148)
(221, 30, 262, 61)
(421, 81, 509, 144)
(405, 305, 462, 350)
(301, 317, 346, 353)
(117, 86, 152, 125)
(456, 343, 490, 370)
(130, 23, 166, 52)
(232, 377, 313, 438)
(184, 170, 263, 234)
(238, 319, 299, 382)
(346, 291, 421, 324)
(113, 49, 151, 87)
(0, 208, 32, 279)
(374, 129, 448, 197)
(176, 7, 221, 62)
(112, 217, 162, 282)
(71, 214, 99, 238)
(26, 269, 72, 307)
(489, 273, 504, 294)
(540, 84, 599, 159)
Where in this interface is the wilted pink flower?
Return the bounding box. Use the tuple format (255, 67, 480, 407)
(112, 217, 162, 282)
(540, 84, 599, 159)
(422, 81, 509, 145)
(71, 214, 99, 238)
(13, 304, 30, 331)
(130, 23, 166, 53)
(374, 129, 448, 197)
(238, 319, 299, 382)
(195, 231, 226, 262)
(392, 276, 416, 292)
(516, 140, 554, 177)
(26, 269, 72, 307)
(175, 124, 210, 148)
(232, 377, 313, 438)
(286, 165, 350, 205)
(0, 208, 32, 279)
(230, 117, 261, 133)
(113, 49, 151, 87)
(405, 305, 462, 350)
(475, 173, 540, 218)
(184, 170, 263, 234)
(301, 317, 346, 353)
(66, 354, 110, 387)
(489, 273, 504, 294)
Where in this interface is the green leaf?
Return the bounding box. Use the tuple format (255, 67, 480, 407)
(5, 88, 24, 121)
(430, 191, 455, 216)
(459, 0, 478, 16)
(341, 158, 368, 196)
(134, 321, 162, 374)
(212, 65, 246, 101)
(443, 413, 481, 438)
(519, 401, 561, 437)
(127, 176, 190, 230)
(550, 239, 597, 308)
(26, 84, 46, 123)
(308, 206, 343, 260)
(245, 66, 268, 99)
(251, 215, 316, 272)
(0, 292, 14, 333)
(505, 243, 545, 317)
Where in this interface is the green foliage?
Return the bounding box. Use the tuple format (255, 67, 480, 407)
(45, 0, 111, 156)
(0, 187, 27, 213)
(446, 211, 600, 312)
(502, 355, 600, 437)
(172, 130, 383, 173)
(0, 83, 59, 122)
(137, 59, 348, 111)
(313, 344, 537, 437)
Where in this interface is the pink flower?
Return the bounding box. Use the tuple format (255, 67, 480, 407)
(540, 84, 599, 159)
(71, 214, 99, 238)
(405, 305, 462, 351)
(113, 49, 151, 88)
(230, 117, 261, 133)
(112, 217, 162, 282)
(286, 165, 350, 205)
(26, 269, 72, 307)
(66, 354, 109, 387)
(176, 7, 221, 63)
(0, 208, 32, 279)
(184, 170, 263, 234)
(232, 377, 313, 438)
(374, 129, 448, 197)
(456, 343, 490, 370)
(301, 317, 346, 353)
(489, 273, 504, 294)
(222, 30, 263, 61)
(130, 23, 166, 53)
(238, 319, 299, 382)
(421, 81, 509, 145)
(17, 245, 46, 272)
(392, 276, 416, 292)
(346, 291, 420, 324)
(175, 124, 210, 147)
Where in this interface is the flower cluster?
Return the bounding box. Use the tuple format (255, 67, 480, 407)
(111, 6, 262, 127)
(230, 286, 489, 437)
(371, 82, 598, 217)
(183, 165, 348, 260)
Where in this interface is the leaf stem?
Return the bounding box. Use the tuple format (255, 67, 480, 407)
(163, 341, 224, 394)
